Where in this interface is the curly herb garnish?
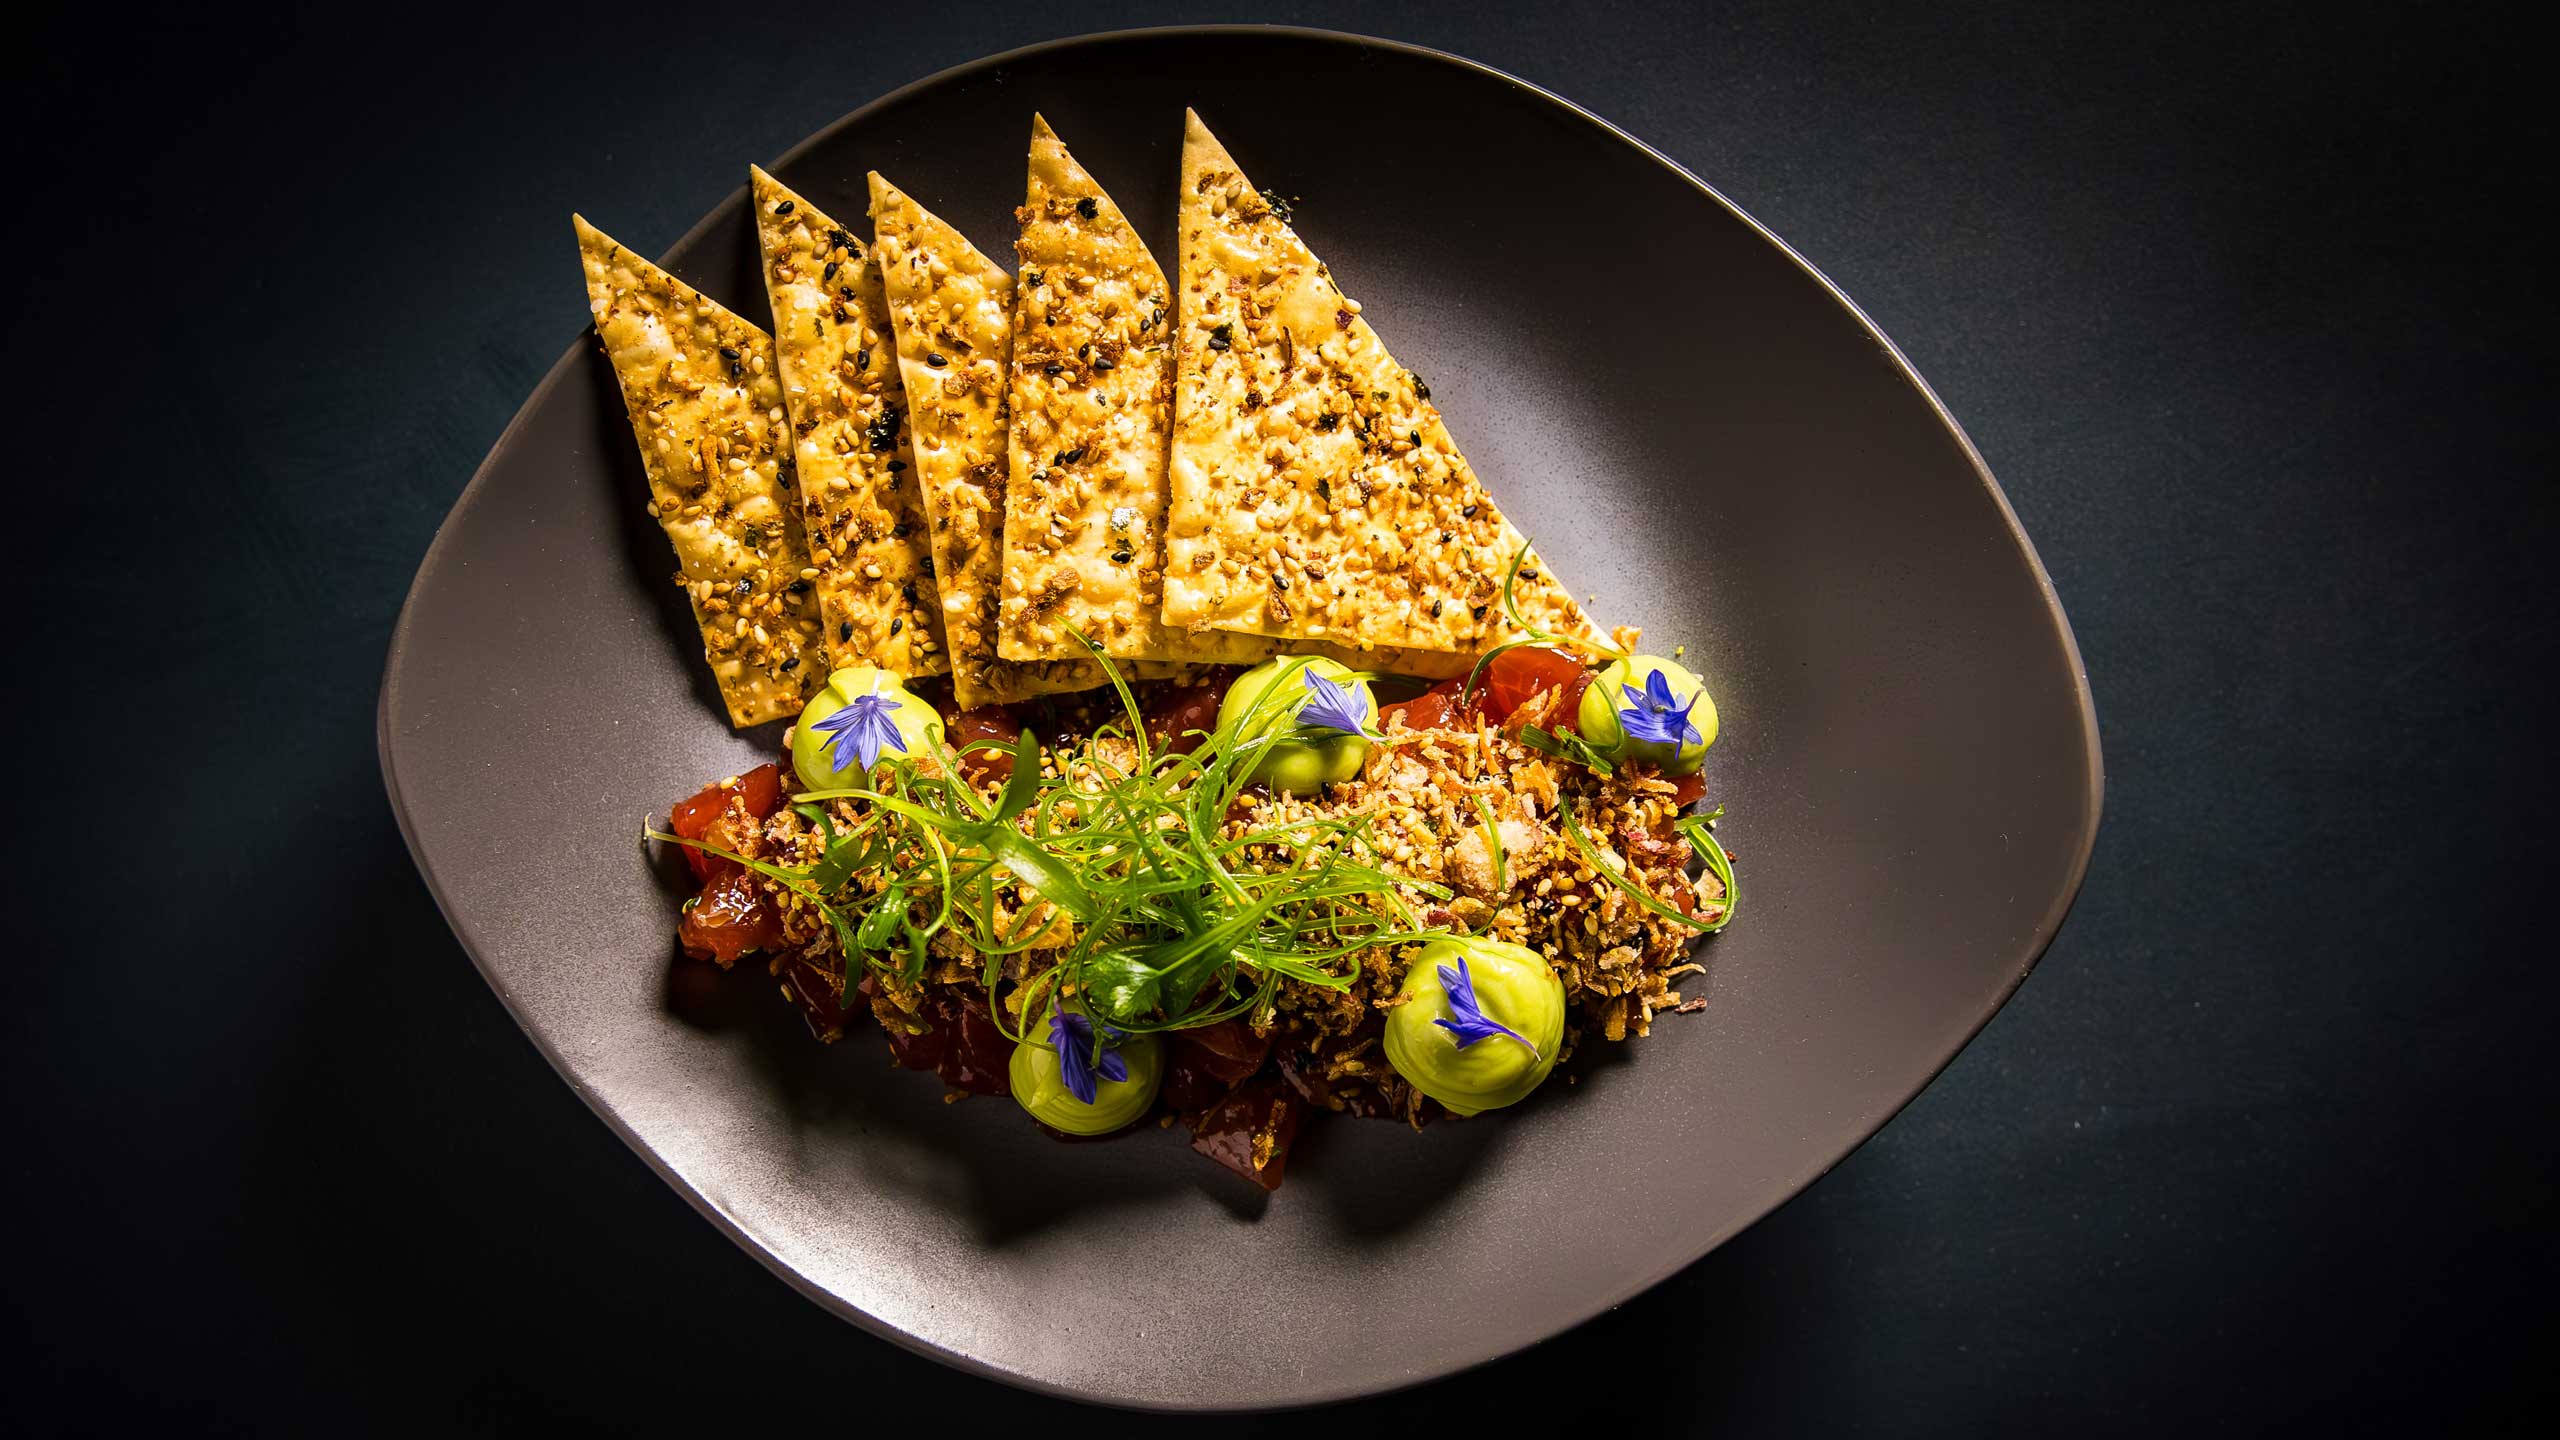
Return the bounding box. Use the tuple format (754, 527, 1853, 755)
(1470, 793, 1507, 934)
(1672, 805, 1738, 934)
(1561, 802, 1734, 935)
(656, 640, 1449, 1040)
(1516, 721, 1617, 776)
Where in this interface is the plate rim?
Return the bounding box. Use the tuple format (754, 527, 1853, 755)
(378, 23, 2105, 1412)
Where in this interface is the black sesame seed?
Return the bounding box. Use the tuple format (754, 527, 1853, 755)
(1111, 548, 1133, 564)
(719, 346, 740, 362)
(822, 260, 838, 281)
(781, 656, 800, 670)
(888, 618, 902, 636)
(840, 621, 854, 642)
(1207, 324, 1232, 352)
(1044, 362, 1065, 377)
(1093, 357, 1114, 372)
(1472, 604, 1487, 620)
(773, 199, 794, 215)
(1075, 196, 1098, 219)
(926, 353, 947, 367)
(1462, 504, 1479, 519)
(855, 348, 870, 369)
(865, 404, 902, 454)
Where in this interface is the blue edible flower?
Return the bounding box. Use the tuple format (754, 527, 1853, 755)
(1050, 1009, 1129, 1105)
(1433, 952, 1539, 1058)
(810, 683, 908, 774)
(1616, 667, 1704, 749)
(1297, 669, 1372, 737)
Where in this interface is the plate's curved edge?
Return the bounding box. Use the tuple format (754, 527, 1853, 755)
(378, 23, 2106, 1415)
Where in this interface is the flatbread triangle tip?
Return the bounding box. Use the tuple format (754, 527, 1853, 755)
(1160, 115, 1597, 652)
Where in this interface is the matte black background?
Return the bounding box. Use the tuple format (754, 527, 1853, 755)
(5, 0, 2549, 1432)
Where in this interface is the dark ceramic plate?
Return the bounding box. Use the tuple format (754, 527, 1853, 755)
(379, 27, 2100, 1411)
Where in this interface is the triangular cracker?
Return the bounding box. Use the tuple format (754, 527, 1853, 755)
(574, 215, 819, 728)
(748, 167, 948, 680)
(1000, 117, 1272, 666)
(868, 172, 1107, 708)
(1162, 111, 1597, 654)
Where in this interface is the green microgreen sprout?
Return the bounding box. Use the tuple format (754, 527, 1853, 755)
(1560, 801, 1734, 935)
(1672, 804, 1738, 934)
(1516, 721, 1617, 776)
(652, 634, 1453, 1044)
(1470, 793, 1507, 935)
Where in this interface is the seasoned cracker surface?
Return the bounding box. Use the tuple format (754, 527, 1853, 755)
(1161, 112, 1598, 654)
(869, 172, 1106, 707)
(1001, 116, 1273, 666)
(749, 168, 948, 679)
(575, 215, 819, 727)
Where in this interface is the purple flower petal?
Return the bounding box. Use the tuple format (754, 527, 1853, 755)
(1050, 1009, 1125, 1105)
(811, 687, 908, 774)
(1616, 667, 1702, 749)
(1297, 669, 1372, 737)
(1432, 953, 1539, 1059)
